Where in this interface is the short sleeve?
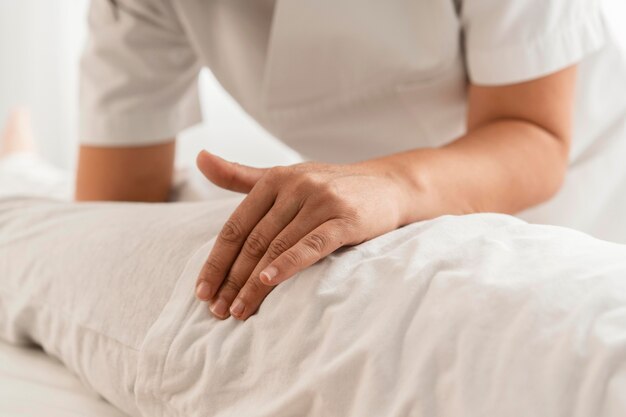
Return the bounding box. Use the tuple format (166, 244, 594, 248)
(80, 0, 202, 146)
(460, 0, 607, 86)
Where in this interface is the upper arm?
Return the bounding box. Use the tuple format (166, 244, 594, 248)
(77, 1, 201, 202)
(467, 65, 577, 155)
(80, 0, 201, 145)
(459, 0, 605, 160)
(75, 141, 175, 202)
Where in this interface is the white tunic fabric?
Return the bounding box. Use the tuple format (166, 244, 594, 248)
(79, 0, 626, 243)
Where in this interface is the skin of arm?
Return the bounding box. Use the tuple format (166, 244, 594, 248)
(375, 66, 577, 224)
(75, 140, 176, 202)
(193, 65, 577, 321)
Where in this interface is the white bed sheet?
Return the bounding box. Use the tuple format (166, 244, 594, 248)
(3, 150, 626, 416)
(0, 340, 127, 417)
(0, 154, 126, 417)
(0, 144, 299, 417)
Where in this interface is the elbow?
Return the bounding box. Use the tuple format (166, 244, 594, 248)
(532, 128, 571, 205)
(541, 160, 567, 203)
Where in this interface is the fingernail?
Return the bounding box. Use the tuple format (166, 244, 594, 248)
(230, 299, 245, 317)
(260, 266, 278, 284)
(210, 299, 229, 318)
(196, 282, 212, 301)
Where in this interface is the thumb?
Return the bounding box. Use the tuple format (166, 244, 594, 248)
(196, 150, 267, 193)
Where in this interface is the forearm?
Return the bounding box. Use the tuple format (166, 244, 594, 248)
(366, 119, 569, 225)
(75, 141, 175, 202)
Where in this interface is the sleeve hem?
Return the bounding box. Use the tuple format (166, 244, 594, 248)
(80, 92, 203, 147)
(467, 10, 607, 86)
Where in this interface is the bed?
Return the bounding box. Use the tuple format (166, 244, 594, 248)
(0, 340, 127, 417)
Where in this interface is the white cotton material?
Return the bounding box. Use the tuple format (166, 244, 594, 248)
(0, 153, 71, 200)
(461, 0, 606, 85)
(0, 340, 128, 417)
(2, 196, 626, 417)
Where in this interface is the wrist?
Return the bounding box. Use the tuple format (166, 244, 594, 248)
(355, 151, 436, 226)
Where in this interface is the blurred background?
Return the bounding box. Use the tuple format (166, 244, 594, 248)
(1, 0, 625, 173)
(0, 0, 299, 173)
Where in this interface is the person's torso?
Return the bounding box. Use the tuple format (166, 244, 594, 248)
(174, 0, 467, 163)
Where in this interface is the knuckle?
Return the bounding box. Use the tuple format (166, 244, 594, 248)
(302, 232, 329, 254)
(242, 231, 269, 259)
(245, 278, 266, 297)
(282, 249, 303, 268)
(292, 173, 320, 195)
(203, 257, 222, 276)
(298, 161, 316, 170)
(320, 183, 344, 205)
(302, 172, 323, 189)
(323, 189, 356, 217)
(220, 218, 245, 244)
(267, 237, 292, 260)
(221, 278, 243, 295)
(273, 166, 289, 176)
(264, 166, 287, 184)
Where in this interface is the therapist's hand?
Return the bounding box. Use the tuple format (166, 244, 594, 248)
(194, 150, 410, 320)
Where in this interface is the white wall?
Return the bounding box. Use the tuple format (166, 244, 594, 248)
(0, 0, 88, 169)
(1, 0, 625, 171)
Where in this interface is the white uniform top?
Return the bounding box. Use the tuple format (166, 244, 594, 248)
(80, 0, 626, 244)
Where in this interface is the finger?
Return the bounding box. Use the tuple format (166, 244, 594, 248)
(196, 150, 267, 193)
(207, 198, 300, 318)
(259, 220, 347, 287)
(228, 209, 329, 320)
(195, 183, 276, 303)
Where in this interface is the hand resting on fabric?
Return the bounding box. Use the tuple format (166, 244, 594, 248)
(194, 151, 410, 320)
